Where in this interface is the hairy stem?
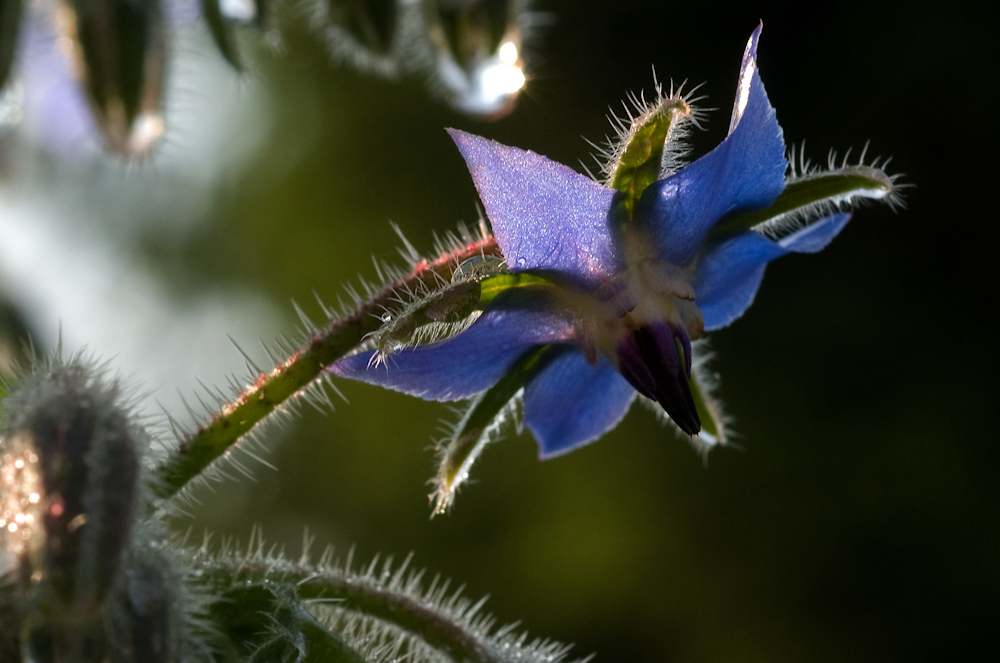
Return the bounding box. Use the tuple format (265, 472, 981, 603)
(202, 560, 504, 663)
(150, 236, 501, 504)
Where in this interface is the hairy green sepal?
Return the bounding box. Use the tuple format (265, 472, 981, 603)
(689, 374, 725, 445)
(477, 273, 553, 307)
(610, 98, 691, 219)
(717, 166, 894, 234)
(432, 344, 567, 514)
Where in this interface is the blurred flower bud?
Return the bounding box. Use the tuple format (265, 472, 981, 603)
(0, 0, 22, 91)
(423, 0, 527, 118)
(1, 360, 143, 661)
(107, 525, 190, 663)
(65, 0, 167, 157)
(200, 0, 273, 72)
(311, 0, 402, 76)
(202, 0, 244, 71)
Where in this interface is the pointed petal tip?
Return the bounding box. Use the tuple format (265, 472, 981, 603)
(777, 212, 852, 253)
(749, 21, 764, 57)
(446, 129, 620, 285)
(730, 23, 768, 135)
(445, 126, 470, 143)
(446, 127, 477, 154)
(446, 128, 513, 170)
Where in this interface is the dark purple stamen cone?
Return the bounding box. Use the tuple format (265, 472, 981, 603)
(616, 323, 701, 435)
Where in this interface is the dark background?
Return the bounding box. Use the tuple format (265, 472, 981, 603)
(39, 0, 1000, 661)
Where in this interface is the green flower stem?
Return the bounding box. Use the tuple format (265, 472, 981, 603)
(297, 574, 493, 663)
(150, 236, 502, 504)
(203, 562, 505, 663)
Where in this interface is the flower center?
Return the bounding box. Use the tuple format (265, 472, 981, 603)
(572, 230, 705, 435)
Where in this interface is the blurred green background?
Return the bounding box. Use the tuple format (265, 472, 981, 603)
(6, 0, 999, 660)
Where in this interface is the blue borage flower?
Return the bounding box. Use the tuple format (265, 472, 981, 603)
(332, 23, 898, 511)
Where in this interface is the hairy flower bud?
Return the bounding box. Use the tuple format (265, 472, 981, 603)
(107, 525, 189, 663)
(1, 360, 143, 661)
(311, 0, 402, 76)
(0, 556, 24, 663)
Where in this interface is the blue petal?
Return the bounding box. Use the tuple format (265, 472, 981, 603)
(329, 291, 576, 401)
(693, 213, 852, 330)
(777, 211, 852, 253)
(523, 351, 636, 458)
(448, 129, 620, 289)
(634, 24, 787, 266)
(20, 13, 103, 157)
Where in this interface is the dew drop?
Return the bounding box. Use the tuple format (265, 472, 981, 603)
(451, 255, 507, 283)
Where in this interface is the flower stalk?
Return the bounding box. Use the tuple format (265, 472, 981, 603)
(150, 233, 501, 506)
(194, 537, 581, 663)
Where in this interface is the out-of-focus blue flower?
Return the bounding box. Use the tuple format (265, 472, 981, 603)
(333, 24, 894, 460)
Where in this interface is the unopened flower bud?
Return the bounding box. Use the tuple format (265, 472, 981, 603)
(311, 0, 401, 76)
(1, 361, 143, 659)
(423, 0, 527, 118)
(66, 0, 167, 156)
(0, 0, 22, 91)
(107, 525, 188, 663)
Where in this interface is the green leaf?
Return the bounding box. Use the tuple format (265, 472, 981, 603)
(301, 616, 369, 663)
(210, 584, 368, 663)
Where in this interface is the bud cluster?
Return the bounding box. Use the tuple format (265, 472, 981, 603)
(310, 0, 533, 117)
(0, 0, 536, 158)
